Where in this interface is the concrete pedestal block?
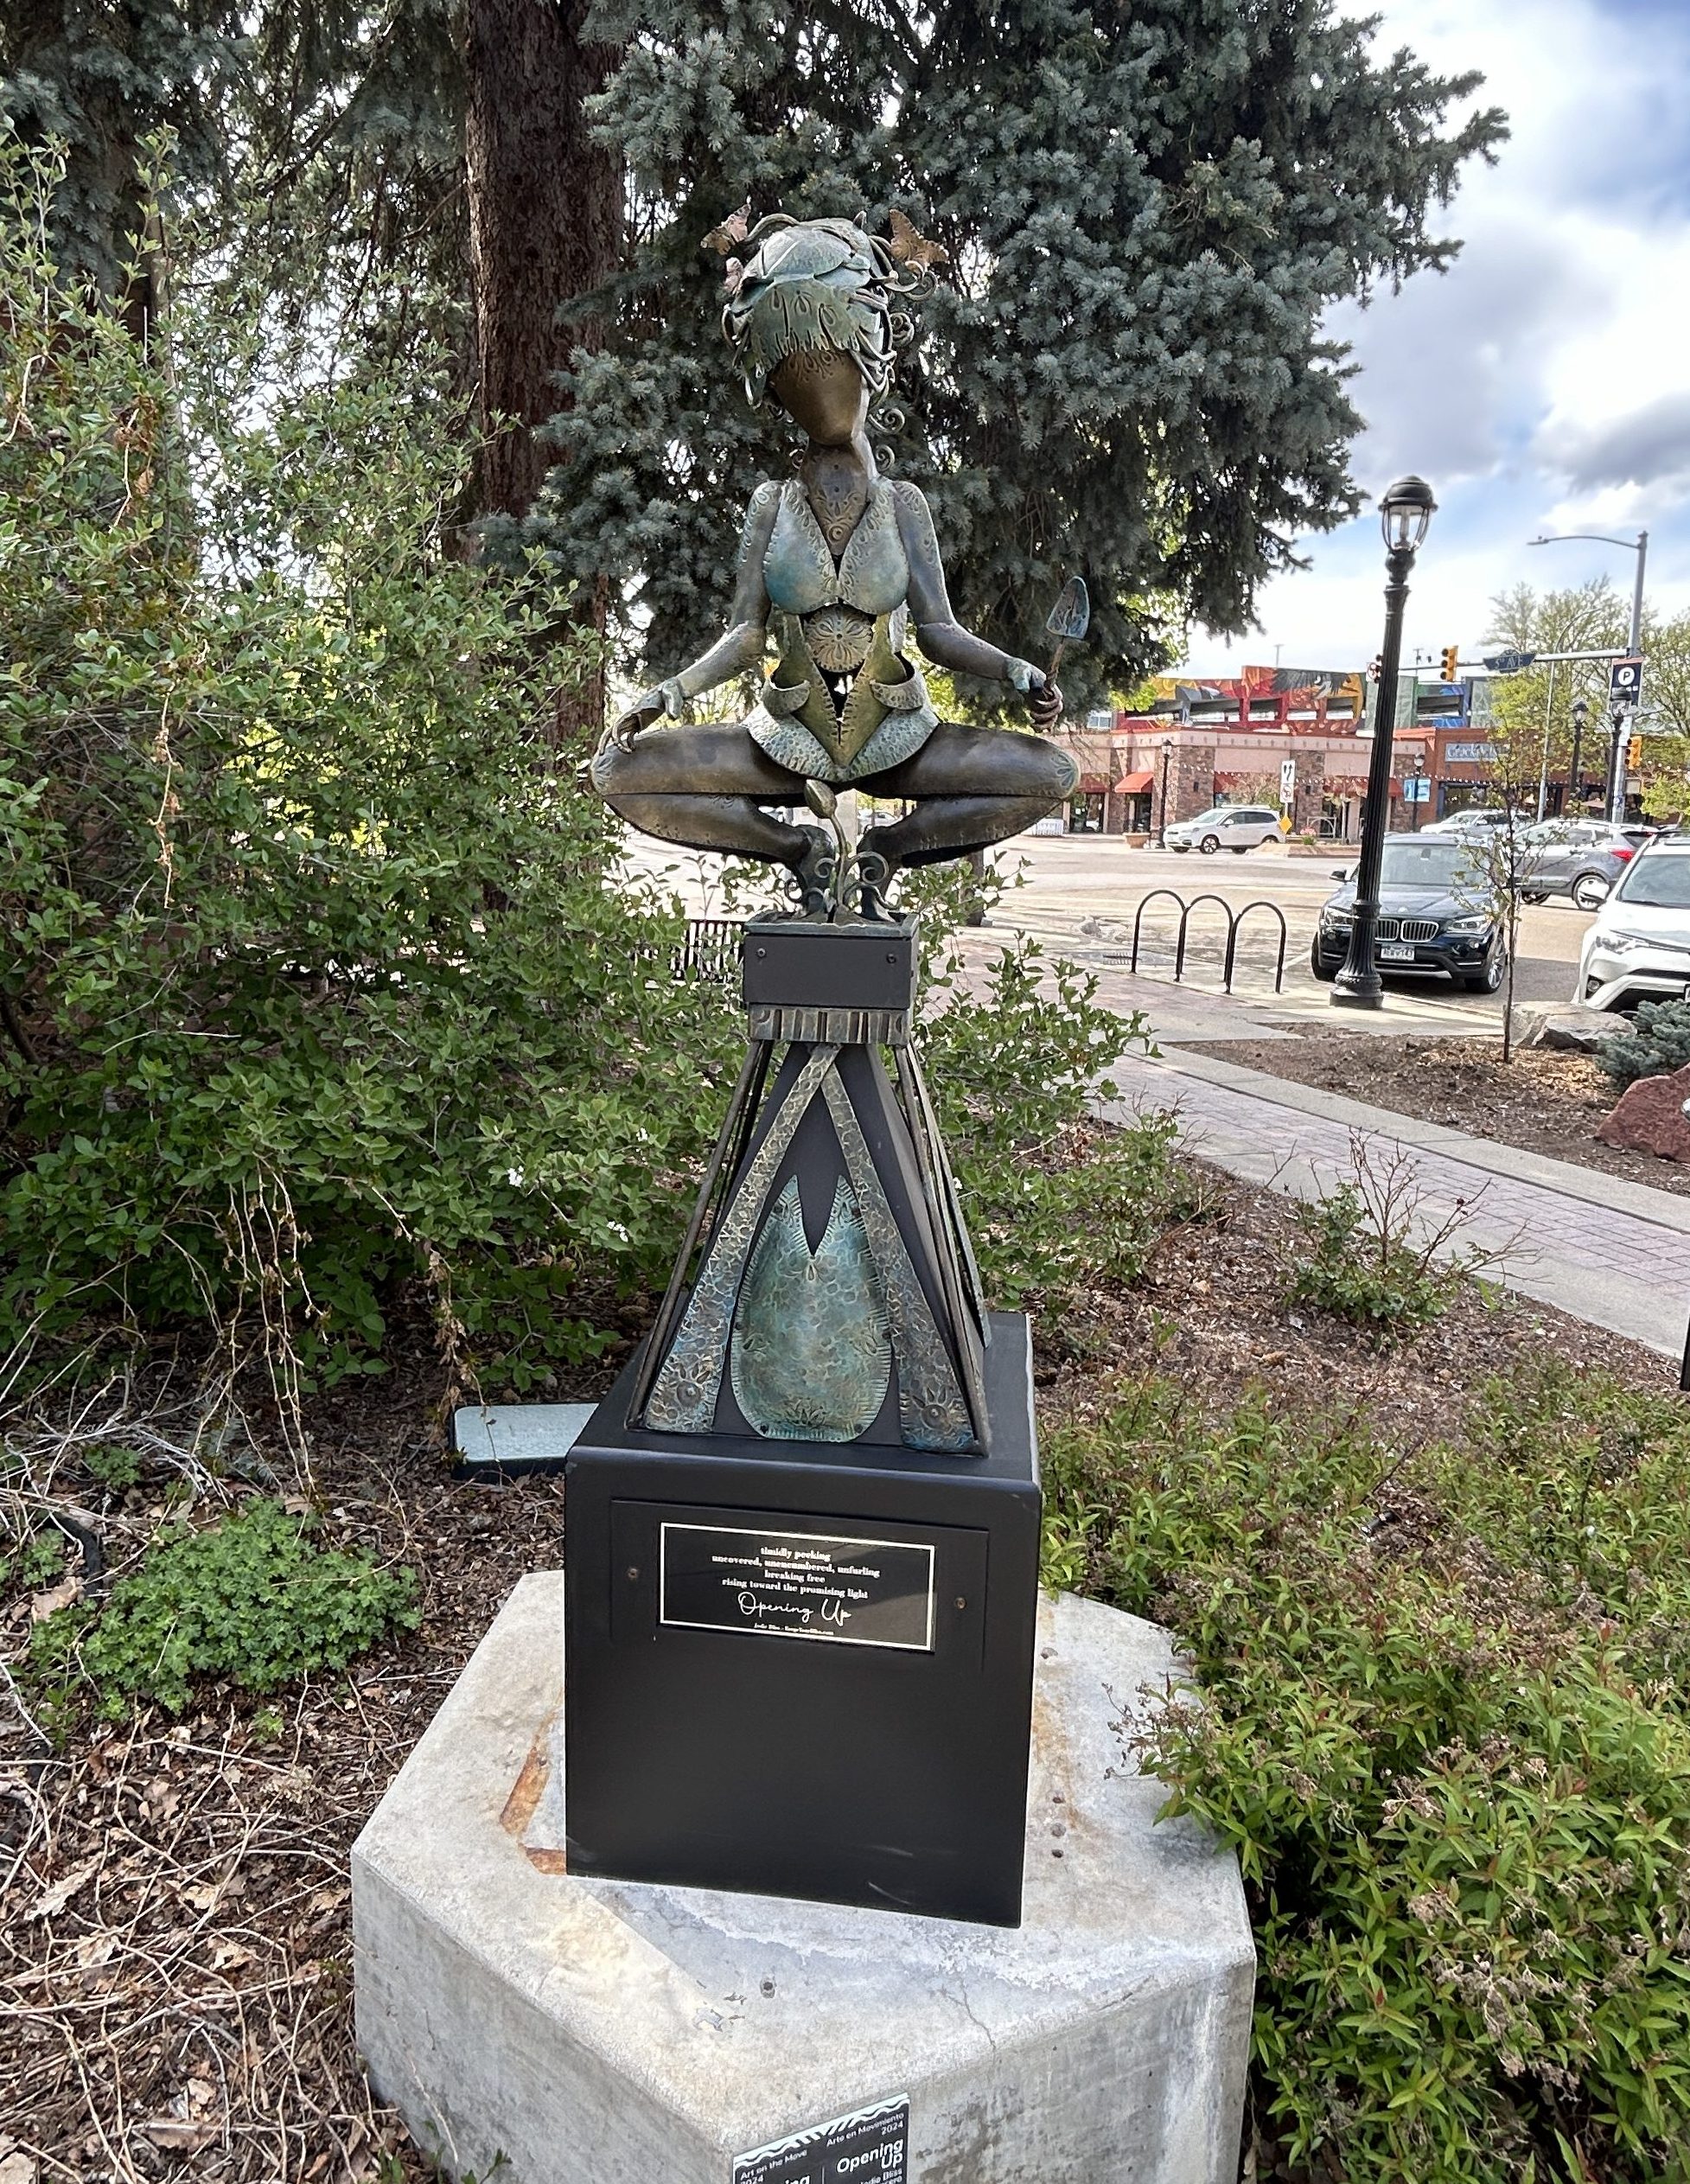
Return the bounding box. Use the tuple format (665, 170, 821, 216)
(352, 1574, 1253, 2184)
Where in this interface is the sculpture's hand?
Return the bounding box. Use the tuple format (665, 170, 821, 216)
(1005, 657, 1064, 732)
(1027, 671, 1064, 732)
(601, 684, 678, 755)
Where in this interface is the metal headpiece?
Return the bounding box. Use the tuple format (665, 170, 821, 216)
(709, 211, 939, 409)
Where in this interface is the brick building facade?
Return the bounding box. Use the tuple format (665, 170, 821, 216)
(1051, 666, 1442, 844)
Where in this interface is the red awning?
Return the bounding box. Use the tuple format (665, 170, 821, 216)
(1078, 774, 1109, 795)
(1118, 770, 1155, 793)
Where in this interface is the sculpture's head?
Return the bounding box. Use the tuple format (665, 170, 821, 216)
(716, 213, 934, 447)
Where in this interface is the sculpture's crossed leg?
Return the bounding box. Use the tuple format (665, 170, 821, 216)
(594, 718, 1077, 878)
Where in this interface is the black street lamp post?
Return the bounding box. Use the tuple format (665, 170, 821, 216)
(1332, 476, 1438, 1012)
(1568, 696, 1589, 813)
(1604, 703, 1629, 820)
(1157, 737, 1173, 846)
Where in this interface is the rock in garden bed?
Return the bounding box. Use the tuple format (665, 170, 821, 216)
(1597, 1058, 1690, 1162)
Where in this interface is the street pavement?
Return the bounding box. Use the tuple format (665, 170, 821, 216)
(992, 834, 1592, 1032)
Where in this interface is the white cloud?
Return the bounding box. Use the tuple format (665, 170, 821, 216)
(1183, 0, 1690, 674)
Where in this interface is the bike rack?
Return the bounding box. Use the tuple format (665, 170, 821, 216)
(1124, 891, 1288, 996)
(1173, 893, 1233, 982)
(677, 917, 742, 982)
(1224, 901, 1288, 994)
(1129, 889, 1188, 974)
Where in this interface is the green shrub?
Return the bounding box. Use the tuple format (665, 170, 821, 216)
(1287, 1141, 1492, 1340)
(922, 939, 1181, 1308)
(1596, 999, 1690, 1089)
(1043, 1362, 1690, 2181)
(1288, 1182, 1454, 1333)
(30, 1498, 419, 1720)
(0, 141, 738, 1392)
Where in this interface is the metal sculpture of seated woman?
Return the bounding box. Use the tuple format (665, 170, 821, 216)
(590, 212, 1078, 914)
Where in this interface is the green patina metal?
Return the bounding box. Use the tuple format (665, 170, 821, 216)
(730, 1175, 890, 1441)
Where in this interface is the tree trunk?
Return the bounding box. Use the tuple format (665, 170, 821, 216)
(462, 0, 622, 744)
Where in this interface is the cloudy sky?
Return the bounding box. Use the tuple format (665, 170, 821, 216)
(1186, 0, 1690, 677)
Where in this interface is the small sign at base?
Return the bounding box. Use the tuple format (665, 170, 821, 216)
(733, 2098, 909, 2184)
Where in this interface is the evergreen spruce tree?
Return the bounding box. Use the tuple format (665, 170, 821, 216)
(535, 0, 1506, 709)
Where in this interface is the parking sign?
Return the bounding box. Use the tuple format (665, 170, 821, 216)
(1610, 656, 1644, 708)
(1279, 757, 1297, 803)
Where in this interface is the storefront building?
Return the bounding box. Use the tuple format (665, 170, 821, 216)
(1050, 667, 1443, 843)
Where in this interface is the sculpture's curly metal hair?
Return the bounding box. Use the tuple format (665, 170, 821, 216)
(718, 214, 929, 409)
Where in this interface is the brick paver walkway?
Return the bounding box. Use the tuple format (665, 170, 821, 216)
(1105, 1050, 1690, 1363)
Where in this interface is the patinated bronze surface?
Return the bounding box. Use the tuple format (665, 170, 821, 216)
(590, 214, 1077, 916)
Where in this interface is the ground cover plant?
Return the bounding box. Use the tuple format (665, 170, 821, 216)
(1044, 1353, 1690, 2181)
(26, 1499, 420, 1728)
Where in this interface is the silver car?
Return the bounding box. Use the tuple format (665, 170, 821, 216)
(1518, 820, 1650, 911)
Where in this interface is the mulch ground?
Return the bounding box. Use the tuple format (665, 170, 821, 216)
(1, 1171, 1674, 2184)
(1183, 1030, 1690, 1197)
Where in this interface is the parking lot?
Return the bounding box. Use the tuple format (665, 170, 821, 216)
(993, 835, 1595, 1022)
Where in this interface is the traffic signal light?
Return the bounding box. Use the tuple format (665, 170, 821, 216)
(1629, 736, 1643, 770)
(1440, 644, 1460, 682)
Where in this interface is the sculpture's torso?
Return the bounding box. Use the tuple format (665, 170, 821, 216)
(764, 477, 909, 623)
(750, 479, 937, 782)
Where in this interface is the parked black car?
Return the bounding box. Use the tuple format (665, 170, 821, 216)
(1311, 838, 1508, 993)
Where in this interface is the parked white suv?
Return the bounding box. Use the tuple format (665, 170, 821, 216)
(1164, 805, 1282, 854)
(1577, 839, 1690, 1010)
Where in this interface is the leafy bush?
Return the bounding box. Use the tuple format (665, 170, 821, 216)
(1287, 1138, 1492, 1339)
(1596, 999, 1690, 1089)
(1044, 1363, 1690, 2181)
(1289, 1183, 1453, 1332)
(0, 142, 738, 1392)
(922, 939, 1182, 1308)
(30, 1498, 419, 1719)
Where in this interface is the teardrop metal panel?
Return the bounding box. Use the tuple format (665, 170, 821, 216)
(730, 1175, 891, 1441)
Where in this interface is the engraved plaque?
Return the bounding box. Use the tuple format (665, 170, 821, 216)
(660, 1523, 934, 1651)
(733, 2097, 909, 2183)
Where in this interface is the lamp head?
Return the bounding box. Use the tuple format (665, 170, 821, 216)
(1380, 475, 1437, 552)
(1572, 696, 1590, 725)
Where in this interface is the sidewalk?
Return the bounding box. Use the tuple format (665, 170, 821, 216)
(1103, 1048, 1690, 1362)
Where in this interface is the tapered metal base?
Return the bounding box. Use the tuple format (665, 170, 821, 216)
(630, 914, 989, 1454)
(1330, 975, 1384, 1010)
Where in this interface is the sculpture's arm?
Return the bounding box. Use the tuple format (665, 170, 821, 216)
(603, 484, 780, 749)
(893, 482, 1059, 727)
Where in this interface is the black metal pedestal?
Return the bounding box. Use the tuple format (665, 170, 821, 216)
(564, 1312, 1041, 1925)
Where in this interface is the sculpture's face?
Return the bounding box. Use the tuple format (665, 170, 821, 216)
(768, 348, 871, 447)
